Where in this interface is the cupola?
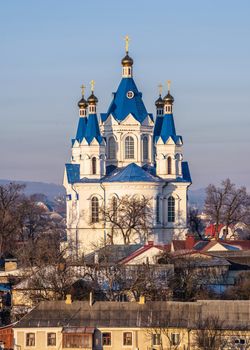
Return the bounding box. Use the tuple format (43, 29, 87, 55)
(163, 80, 174, 114)
(155, 84, 164, 116)
(78, 84, 88, 117)
(122, 35, 133, 78)
(87, 80, 98, 114)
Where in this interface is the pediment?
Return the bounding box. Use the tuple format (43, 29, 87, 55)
(104, 114, 119, 126)
(120, 113, 140, 125)
(90, 138, 99, 146)
(156, 137, 164, 145)
(80, 138, 89, 146)
(165, 136, 175, 145)
(141, 114, 154, 126)
(72, 140, 79, 148)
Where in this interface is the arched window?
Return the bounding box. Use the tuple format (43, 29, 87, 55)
(91, 196, 99, 223)
(112, 197, 118, 222)
(108, 137, 116, 159)
(92, 157, 97, 174)
(143, 136, 149, 160)
(125, 136, 134, 159)
(168, 196, 175, 223)
(167, 156, 172, 175)
(156, 196, 160, 224)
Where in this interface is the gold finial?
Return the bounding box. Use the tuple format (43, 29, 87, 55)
(90, 80, 95, 93)
(158, 83, 163, 96)
(124, 35, 130, 53)
(167, 80, 171, 92)
(80, 84, 85, 96)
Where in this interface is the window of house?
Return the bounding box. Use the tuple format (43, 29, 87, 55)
(171, 333, 180, 346)
(123, 332, 132, 346)
(26, 333, 35, 347)
(47, 333, 56, 346)
(126, 91, 134, 99)
(168, 196, 175, 223)
(125, 136, 134, 159)
(92, 157, 97, 175)
(108, 137, 116, 159)
(167, 156, 172, 174)
(63, 334, 90, 348)
(152, 333, 161, 346)
(112, 197, 118, 222)
(91, 196, 99, 223)
(102, 332, 112, 346)
(156, 196, 160, 224)
(143, 136, 149, 160)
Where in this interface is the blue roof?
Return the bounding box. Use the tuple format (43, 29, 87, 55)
(181, 162, 192, 183)
(153, 116, 164, 140)
(65, 162, 191, 184)
(103, 163, 162, 183)
(75, 117, 87, 142)
(154, 113, 182, 144)
(102, 78, 150, 124)
(83, 113, 103, 144)
(65, 163, 80, 184)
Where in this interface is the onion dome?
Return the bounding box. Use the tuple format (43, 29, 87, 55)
(155, 95, 164, 108)
(87, 93, 98, 105)
(78, 85, 88, 109)
(121, 53, 134, 67)
(163, 92, 174, 104)
(78, 96, 88, 109)
(164, 80, 174, 105)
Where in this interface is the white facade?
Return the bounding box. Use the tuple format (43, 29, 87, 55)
(63, 50, 191, 255)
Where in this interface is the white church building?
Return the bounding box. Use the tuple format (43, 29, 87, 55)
(63, 43, 192, 255)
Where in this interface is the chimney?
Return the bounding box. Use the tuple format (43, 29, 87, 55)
(65, 294, 72, 304)
(185, 234, 196, 250)
(138, 295, 145, 304)
(89, 291, 93, 307)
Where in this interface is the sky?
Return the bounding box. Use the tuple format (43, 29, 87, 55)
(0, 0, 250, 190)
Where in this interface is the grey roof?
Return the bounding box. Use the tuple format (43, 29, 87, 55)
(15, 300, 250, 330)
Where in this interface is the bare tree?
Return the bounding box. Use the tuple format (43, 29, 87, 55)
(204, 179, 250, 239)
(188, 208, 205, 239)
(193, 316, 228, 350)
(101, 195, 153, 245)
(0, 183, 25, 254)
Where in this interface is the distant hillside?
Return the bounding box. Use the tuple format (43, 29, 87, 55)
(0, 179, 65, 200)
(189, 188, 206, 209)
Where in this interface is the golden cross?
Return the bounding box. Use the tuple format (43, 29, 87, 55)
(90, 80, 95, 93)
(80, 84, 85, 96)
(158, 83, 163, 96)
(167, 80, 171, 92)
(124, 35, 130, 53)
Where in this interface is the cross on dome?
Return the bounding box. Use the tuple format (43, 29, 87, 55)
(124, 35, 130, 53)
(90, 80, 95, 93)
(81, 84, 85, 96)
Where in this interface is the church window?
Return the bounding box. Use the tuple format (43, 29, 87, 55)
(126, 91, 134, 99)
(92, 157, 97, 174)
(168, 196, 175, 222)
(167, 156, 172, 174)
(112, 197, 118, 222)
(108, 137, 116, 159)
(143, 136, 149, 160)
(156, 196, 160, 224)
(91, 197, 99, 223)
(125, 136, 134, 159)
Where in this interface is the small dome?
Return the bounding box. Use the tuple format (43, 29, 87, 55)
(78, 97, 88, 109)
(87, 93, 98, 105)
(155, 95, 164, 108)
(163, 92, 174, 104)
(121, 53, 134, 67)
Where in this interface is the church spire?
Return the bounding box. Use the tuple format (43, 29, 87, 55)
(121, 35, 133, 78)
(163, 80, 174, 114)
(78, 84, 88, 117)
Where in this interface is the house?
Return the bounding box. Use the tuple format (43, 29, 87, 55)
(13, 298, 250, 350)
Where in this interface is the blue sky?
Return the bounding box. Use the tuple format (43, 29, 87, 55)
(0, 0, 250, 189)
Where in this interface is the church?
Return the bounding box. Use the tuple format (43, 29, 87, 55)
(63, 38, 192, 255)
